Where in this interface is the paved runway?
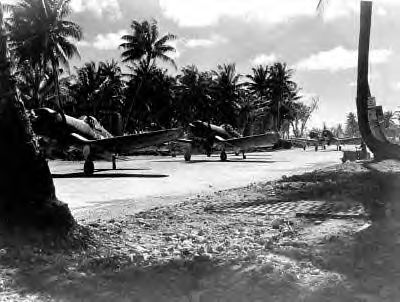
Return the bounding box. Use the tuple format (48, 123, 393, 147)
(49, 147, 349, 211)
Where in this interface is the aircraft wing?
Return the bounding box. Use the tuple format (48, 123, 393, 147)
(289, 138, 319, 145)
(222, 132, 279, 150)
(71, 128, 183, 155)
(175, 138, 194, 144)
(332, 136, 362, 145)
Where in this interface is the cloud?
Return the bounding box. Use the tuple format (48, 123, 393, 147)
(76, 40, 91, 48)
(250, 53, 277, 66)
(184, 34, 228, 48)
(296, 46, 392, 72)
(391, 82, 400, 91)
(317, 0, 400, 20)
(166, 40, 181, 60)
(70, 0, 122, 19)
(159, 0, 316, 27)
(92, 30, 128, 51)
(159, 0, 400, 27)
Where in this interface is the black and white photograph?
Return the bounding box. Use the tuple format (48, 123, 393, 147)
(0, 0, 399, 301)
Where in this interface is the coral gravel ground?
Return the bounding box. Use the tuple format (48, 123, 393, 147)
(2, 160, 400, 301)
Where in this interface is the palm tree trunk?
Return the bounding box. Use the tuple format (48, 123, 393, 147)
(356, 1, 400, 159)
(0, 24, 74, 230)
(52, 60, 63, 110)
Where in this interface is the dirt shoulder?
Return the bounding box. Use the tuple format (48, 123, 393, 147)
(2, 160, 400, 301)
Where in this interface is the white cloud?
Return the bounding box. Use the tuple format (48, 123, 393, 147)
(159, 0, 400, 27)
(159, 0, 316, 27)
(250, 53, 277, 66)
(92, 30, 128, 51)
(296, 46, 392, 72)
(76, 40, 91, 48)
(391, 82, 400, 91)
(184, 34, 228, 48)
(70, 0, 122, 19)
(166, 40, 181, 60)
(318, 0, 400, 20)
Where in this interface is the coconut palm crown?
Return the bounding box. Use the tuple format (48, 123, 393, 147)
(9, 0, 82, 71)
(120, 19, 177, 71)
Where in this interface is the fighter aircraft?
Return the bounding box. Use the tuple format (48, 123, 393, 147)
(30, 108, 182, 175)
(173, 120, 280, 161)
(289, 129, 362, 151)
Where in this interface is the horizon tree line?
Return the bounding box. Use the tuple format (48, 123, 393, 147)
(3, 1, 319, 138)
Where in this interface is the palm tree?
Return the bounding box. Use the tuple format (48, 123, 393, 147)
(175, 65, 213, 125)
(120, 19, 177, 71)
(317, 0, 400, 159)
(246, 65, 270, 99)
(69, 60, 124, 122)
(124, 63, 176, 131)
(268, 62, 299, 131)
(15, 62, 56, 109)
(10, 0, 82, 110)
(0, 2, 74, 230)
(120, 19, 176, 132)
(211, 63, 242, 126)
(245, 65, 273, 134)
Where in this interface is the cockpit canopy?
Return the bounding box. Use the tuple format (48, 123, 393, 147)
(79, 115, 100, 129)
(221, 124, 241, 138)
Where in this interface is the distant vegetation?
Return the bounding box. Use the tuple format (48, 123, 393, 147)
(7, 0, 319, 136)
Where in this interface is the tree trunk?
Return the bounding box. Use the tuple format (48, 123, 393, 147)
(356, 1, 400, 160)
(0, 29, 74, 231)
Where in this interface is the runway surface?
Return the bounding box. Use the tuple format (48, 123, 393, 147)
(49, 146, 352, 213)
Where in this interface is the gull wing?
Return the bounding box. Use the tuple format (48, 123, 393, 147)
(332, 136, 362, 145)
(87, 128, 183, 155)
(223, 132, 279, 150)
(290, 138, 319, 145)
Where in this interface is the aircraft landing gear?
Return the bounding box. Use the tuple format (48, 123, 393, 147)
(184, 150, 191, 162)
(83, 145, 94, 176)
(84, 160, 94, 176)
(323, 145, 326, 150)
(112, 155, 116, 170)
(303, 145, 306, 151)
(315, 145, 318, 152)
(220, 150, 227, 161)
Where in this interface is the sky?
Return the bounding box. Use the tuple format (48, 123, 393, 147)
(8, 0, 400, 129)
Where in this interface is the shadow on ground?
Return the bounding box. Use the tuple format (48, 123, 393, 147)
(52, 172, 168, 178)
(2, 244, 349, 302)
(3, 160, 400, 301)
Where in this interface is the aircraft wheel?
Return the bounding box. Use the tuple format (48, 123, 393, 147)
(323, 145, 326, 150)
(220, 151, 227, 161)
(303, 145, 306, 151)
(315, 145, 318, 152)
(184, 151, 191, 162)
(84, 160, 94, 176)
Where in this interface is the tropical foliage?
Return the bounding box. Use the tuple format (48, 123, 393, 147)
(4, 2, 316, 137)
(345, 112, 360, 137)
(9, 0, 82, 109)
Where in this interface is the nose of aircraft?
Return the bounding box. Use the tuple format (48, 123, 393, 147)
(31, 108, 63, 134)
